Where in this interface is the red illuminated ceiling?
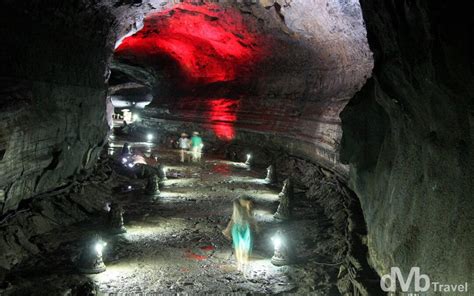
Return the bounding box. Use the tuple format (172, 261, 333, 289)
(115, 3, 271, 88)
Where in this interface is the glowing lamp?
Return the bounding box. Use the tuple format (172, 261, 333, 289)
(77, 235, 107, 274)
(161, 166, 168, 181)
(265, 165, 276, 184)
(272, 235, 282, 249)
(95, 241, 106, 256)
(147, 134, 153, 142)
(245, 154, 252, 166)
(127, 163, 134, 168)
(271, 230, 290, 266)
(127, 185, 132, 190)
(122, 157, 128, 164)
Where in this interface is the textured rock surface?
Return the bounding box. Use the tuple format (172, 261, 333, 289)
(0, 166, 113, 270)
(0, 1, 150, 214)
(341, 0, 474, 288)
(118, 0, 373, 176)
(1, 0, 472, 292)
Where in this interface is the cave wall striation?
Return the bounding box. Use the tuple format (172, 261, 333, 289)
(340, 0, 474, 289)
(0, 1, 151, 214)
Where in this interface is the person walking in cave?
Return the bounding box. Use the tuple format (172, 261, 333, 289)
(178, 133, 190, 163)
(190, 131, 204, 162)
(222, 196, 257, 270)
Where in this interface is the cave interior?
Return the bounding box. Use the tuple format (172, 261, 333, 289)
(0, 0, 472, 295)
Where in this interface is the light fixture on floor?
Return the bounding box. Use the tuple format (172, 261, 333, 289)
(245, 154, 252, 166)
(147, 133, 153, 142)
(145, 174, 161, 199)
(161, 165, 168, 181)
(274, 178, 293, 220)
(108, 203, 126, 234)
(265, 164, 277, 184)
(271, 230, 289, 266)
(77, 235, 107, 274)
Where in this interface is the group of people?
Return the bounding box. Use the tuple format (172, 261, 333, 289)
(178, 132, 204, 163)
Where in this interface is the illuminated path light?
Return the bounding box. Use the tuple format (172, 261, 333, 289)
(264, 165, 277, 184)
(77, 235, 107, 274)
(14, 145, 342, 293)
(271, 230, 290, 266)
(245, 154, 252, 165)
(274, 178, 294, 220)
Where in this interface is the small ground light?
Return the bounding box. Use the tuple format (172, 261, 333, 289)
(271, 230, 290, 266)
(127, 185, 132, 190)
(122, 157, 127, 164)
(245, 154, 252, 167)
(147, 134, 153, 142)
(108, 203, 127, 234)
(77, 235, 107, 274)
(265, 165, 276, 184)
(162, 166, 168, 181)
(95, 241, 106, 257)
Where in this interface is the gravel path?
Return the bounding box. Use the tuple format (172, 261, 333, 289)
(5, 145, 344, 295)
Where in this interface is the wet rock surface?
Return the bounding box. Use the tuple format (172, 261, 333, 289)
(1, 142, 352, 295)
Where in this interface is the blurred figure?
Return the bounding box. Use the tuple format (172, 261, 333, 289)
(222, 197, 257, 269)
(178, 133, 190, 163)
(190, 131, 203, 162)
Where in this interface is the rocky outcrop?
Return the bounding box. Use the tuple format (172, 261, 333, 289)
(0, 0, 151, 214)
(0, 160, 113, 270)
(341, 0, 474, 289)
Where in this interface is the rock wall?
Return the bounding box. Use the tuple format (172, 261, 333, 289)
(340, 0, 474, 290)
(0, 1, 148, 214)
(121, 0, 373, 177)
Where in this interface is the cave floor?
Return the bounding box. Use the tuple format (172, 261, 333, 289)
(5, 140, 344, 295)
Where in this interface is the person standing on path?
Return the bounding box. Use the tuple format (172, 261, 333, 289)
(178, 133, 190, 163)
(190, 131, 203, 162)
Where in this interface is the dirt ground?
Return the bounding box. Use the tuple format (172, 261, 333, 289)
(4, 140, 344, 295)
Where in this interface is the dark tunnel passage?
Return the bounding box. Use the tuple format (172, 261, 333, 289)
(0, 0, 473, 295)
